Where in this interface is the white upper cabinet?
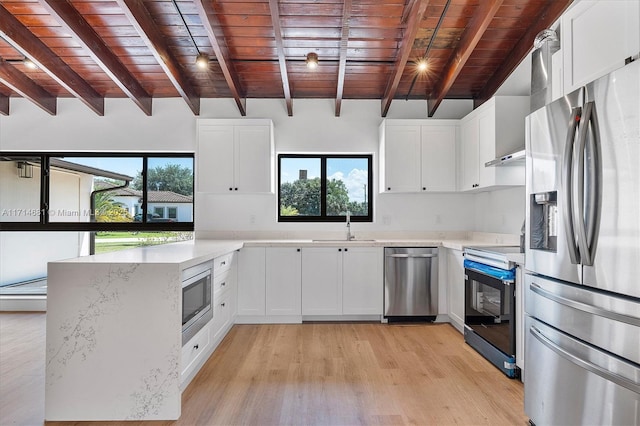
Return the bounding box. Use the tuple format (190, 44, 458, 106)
(380, 119, 458, 193)
(562, 0, 640, 93)
(421, 125, 457, 192)
(459, 114, 480, 191)
(197, 119, 274, 194)
(381, 124, 422, 192)
(458, 96, 528, 191)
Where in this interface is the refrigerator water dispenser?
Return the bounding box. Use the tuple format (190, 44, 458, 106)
(530, 191, 557, 252)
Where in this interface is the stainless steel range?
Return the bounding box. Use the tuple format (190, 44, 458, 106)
(463, 246, 521, 378)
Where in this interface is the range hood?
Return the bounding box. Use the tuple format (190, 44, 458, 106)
(485, 149, 525, 167)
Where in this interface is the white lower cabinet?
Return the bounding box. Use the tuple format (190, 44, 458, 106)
(212, 287, 235, 344)
(342, 247, 383, 315)
(181, 321, 211, 380)
(237, 247, 266, 316)
(301, 247, 343, 315)
(182, 251, 238, 388)
(301, 246, 383, 316)
(266, 247, 302, 316)
(446, 248, 465, 333)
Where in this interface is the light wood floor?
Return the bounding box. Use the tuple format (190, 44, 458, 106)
(1, 313, 527, 426)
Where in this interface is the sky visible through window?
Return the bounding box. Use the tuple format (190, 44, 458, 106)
(281, 157, 368, 203)
(59, 157, 193, 179)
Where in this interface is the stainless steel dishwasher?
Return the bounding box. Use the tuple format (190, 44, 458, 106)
(384, 247, 438, 321)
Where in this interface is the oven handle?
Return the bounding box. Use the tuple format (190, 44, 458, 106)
(465, 267, 514, 286)
(530, 325, 640, 394)
(530, 282, 640, 326)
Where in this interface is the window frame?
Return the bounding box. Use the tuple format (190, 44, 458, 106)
(0, 152, 194, 232)
(278, 153, 373, 223)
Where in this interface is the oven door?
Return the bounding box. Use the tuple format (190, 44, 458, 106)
(464, 267, 515, 356)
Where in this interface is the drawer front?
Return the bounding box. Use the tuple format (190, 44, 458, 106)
(214, 252, 234, 277)
(181, 322, 211, 378)
(212, 290, 234, 343)
(213, 270, 231, 297)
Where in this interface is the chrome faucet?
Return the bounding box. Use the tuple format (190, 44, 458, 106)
(346, 210, 354, 240)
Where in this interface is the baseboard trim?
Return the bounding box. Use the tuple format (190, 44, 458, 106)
(0, 296, 47, 312)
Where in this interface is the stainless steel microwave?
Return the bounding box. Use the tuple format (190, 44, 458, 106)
(182, 262, 213, 345)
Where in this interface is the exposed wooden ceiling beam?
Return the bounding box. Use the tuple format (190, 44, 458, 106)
(335, 0, 352, 117)
(268, 0, 293, 116)
(381, 0, 430, 117)
(115, 0, 200, 115)
(0, 61, 56, 115)
(194, 0, 246, 116)
(0, 3, 102, 115)
(39, 0, 152, 116)
(0, 94, 9, 115)
(473, 0, 573, 108)
(427, 0, 503, 117)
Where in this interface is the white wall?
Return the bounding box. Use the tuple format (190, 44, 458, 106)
(473, 186, 526, 234)
(0, 163, 91, 284)
(0, 92, 525, 237)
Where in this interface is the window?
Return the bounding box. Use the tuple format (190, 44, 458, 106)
(0, 153, 194, 232)
(278, 154, 373, 222)
(0, 153, 194, 296)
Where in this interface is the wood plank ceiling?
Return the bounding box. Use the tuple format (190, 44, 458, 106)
(0, 0, 573, 117)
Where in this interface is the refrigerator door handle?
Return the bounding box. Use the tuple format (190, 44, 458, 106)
(530, 325, 640, 394)
(575, 101, 602, 266)
(562, 107, 581, 264)
(530, 282, 640, 326)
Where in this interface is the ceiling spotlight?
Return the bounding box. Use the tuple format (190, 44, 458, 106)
(417, 58, 428, 72)
(306, 52, 319, 70)
(23, 58, 38, 70)
(195, 53, 210, 69)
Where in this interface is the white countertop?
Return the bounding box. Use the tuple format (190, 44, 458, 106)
(53, 236, 520, 268)
(54, 240, 244, 269)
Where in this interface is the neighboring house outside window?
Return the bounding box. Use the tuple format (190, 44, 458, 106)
(100, 184, 194, 223)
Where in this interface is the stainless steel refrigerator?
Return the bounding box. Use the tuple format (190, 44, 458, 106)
(524, 60, 640, 425)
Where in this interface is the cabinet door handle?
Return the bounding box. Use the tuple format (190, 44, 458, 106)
(194, 344, 199, 350)
(221, 302, 226, 307)
(221, 282, 226, 287)
(220, 261, 226, 266)
(387, 187, 391, 191)
(229, 187, 233, 191)
(422, 187, 426, 191)
(296, 248, 300, 252)
(234, 187, 238, 191)
(344, 248, 348, 252)
(338, 248, 342, 252)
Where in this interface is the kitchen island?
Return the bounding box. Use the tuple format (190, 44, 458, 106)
(45, 234, 517, 421)
(45, 240, 242, 421)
